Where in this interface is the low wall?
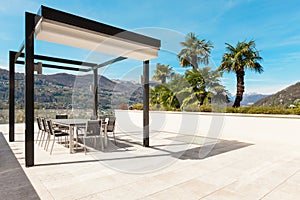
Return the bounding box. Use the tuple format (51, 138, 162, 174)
(115, 110, 300, 146)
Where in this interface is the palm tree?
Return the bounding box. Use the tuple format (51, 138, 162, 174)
(184, 67, 226, 106)
(152, 63, 174, 84)
(178, 32, 214, 70)
(150, 85, 179, 110)
(197, 67, 229, 105)
(219, 40, 263, 107)
(184, 69, 207, 105)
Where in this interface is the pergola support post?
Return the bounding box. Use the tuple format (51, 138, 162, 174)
(9, 51, 16, 142)
(25, 12, 35, 167)
(143, 60, 149, 147)
(93, 68, 98, 118)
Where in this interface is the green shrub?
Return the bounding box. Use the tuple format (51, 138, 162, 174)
(183, 103, 201, 112)
(131, 103, 143, 110)
(16, 110, 25, 123)
(225, 106, 300, 115)
(199, 105, 212, 112)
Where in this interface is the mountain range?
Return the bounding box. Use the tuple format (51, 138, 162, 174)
(254, 82, 300, 107)
(1, 68, 298, 109)
(0, 68, 143, 110)
(229, 93, 269, 106)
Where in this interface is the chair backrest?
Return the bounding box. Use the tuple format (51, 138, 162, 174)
(46, 120, 54, 136)
(85, 120, 101, 136)
(107, 117, 116, 132)
(36, 117, 42, 131)
(56, 114, 68, 119)
(41, 118, 48, 133)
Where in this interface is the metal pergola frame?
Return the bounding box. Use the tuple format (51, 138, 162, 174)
(9, 6, 160, 167)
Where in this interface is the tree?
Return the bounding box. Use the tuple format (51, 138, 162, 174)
(152, 63, 174, 84)
(178, 32, 214, 70)
(150, 84, 179, 110)
(184, 67, 226, 106)
(219, 40, 263, 107)
(168, 73, 190, 92)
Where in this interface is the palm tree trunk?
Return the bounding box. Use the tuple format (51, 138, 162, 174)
(233, 70, 245, 107)
(192, 56, 198, 70)
(162, 75, 166, 84)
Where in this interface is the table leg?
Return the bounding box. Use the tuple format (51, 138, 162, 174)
(104, 124, 108, 148)
(70, 125, 74, 153)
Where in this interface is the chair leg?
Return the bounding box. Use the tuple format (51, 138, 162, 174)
(46, 134, 51, 151)
(100, 132, 104, 151)
(50, 136, 56, 155)
(38, 131, 44, 146)
(41, 131, 46, 147)
(36, 130, 40, 144)
(44, 133, 49, 150)
(84, 137, 86, 154)
(113, 131, 116, 145)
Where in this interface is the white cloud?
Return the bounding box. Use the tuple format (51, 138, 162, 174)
(245, 83, 292, 95)
(277, 35, 300, 47)
(0, 65, 8, 70)
(246, 79, 268, 82)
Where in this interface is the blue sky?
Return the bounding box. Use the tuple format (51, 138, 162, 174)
(0, 0, 300, 94)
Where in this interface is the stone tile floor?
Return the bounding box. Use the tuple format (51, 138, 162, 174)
(1, 123, 300, 200)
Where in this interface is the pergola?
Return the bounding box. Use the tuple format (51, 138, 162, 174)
(9, 6, 161, 167)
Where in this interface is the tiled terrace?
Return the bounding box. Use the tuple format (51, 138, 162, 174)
(1, 121, 300, 200)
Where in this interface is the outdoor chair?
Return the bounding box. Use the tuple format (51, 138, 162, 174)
(47, 120, 69, 155)
(55, 114, 68, 119)
(43, 118, 68, 151)
(36, 117, 44, 144)
(55, 114, 69, 133)
(42, 118, 53, 150)
(105, 117, 116, 145)
(81, 120, 104, 154)
(39, 118, 48, 147)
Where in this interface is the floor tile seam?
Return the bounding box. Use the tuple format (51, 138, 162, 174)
(76, 168, 219, 200)
(29, 173, 56, 200)
(73, 176, 152, 200)
(259, 168, 300, 200)
(140, 169, 239, 200)
(196, 179, 243, 200)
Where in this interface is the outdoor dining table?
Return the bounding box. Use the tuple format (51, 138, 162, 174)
(52, 119, 108, 153)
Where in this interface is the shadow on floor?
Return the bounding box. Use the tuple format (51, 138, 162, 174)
(76, 137, 134, 153)
(115, 134, 253, 160)
(172, 140, 253, 160)
(6, 130, 252, 167)
(0, 132, 40, 200)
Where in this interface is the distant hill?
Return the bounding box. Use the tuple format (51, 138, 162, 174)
(241, 93, 269, 106)
(228, 93, 269, 106)
(254, 82, 300, 107)
(0, 68, 143, 109)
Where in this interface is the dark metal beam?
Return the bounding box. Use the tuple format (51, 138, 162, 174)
(15, 61, 90, 72)
(15, 52, 97, 67)
(15, 42, 24, 62)
(14, 52, 127, 71)
(25, 12, 35, 167)
(9, 51, 16, 142)
(94, 56, 127, 69)
(41, 63, 90, 72)
(143, 60, 149, 147)
(93, 68, 98, 118)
